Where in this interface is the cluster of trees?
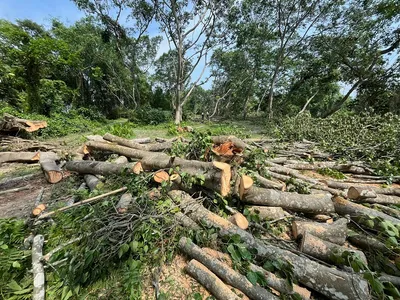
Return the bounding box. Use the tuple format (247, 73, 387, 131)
(0, 0, 399, 123)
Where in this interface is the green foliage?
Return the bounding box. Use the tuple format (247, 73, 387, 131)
(170, 131, 213, 161)
(130, 105, 172, 125)
(270, 112, 400, 176)
(96, 121, 136, 139)
(317, 168, 346, 179)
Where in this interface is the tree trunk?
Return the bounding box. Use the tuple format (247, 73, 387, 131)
(84, 174, 102, 191)
(347, 231, 396, 257)
(371, 204, 400, 219)
(300, 232, 367, 265)
(0, 151, 40, 163)
(66, 160, 136, 176)
(179, 237, 277, 300)
(103, 133, 174, 152)
(347, 187, 377, 201)
(185, 259, 241, 300)
(170, 190, 369, 300)
(253, 174, 284, 190)
(32, 235, 45, 300)
(241, 186, 334, 214)
(175, 104, 183, 124)
(292, 218, 347, 245)
(40, 152, 62, 184)
(0, 113, 47, 133)
(211, 135, 248, 150)
(247, 206, 291, 221)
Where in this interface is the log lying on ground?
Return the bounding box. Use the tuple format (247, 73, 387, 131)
(347, 231, 396, 257)
(86, 135, 105, 142)
(266, 163, 319, 185)
(170, 190, 369, 300)
(247, 206, 291, 221)
(292, 218, 347, 245)
(132, 137, 151, 144)
(239, 175, 254, 200)
(351, 192, 400, 205)
(175, 212, 201, 230)
(116, 193, 133, 213)
(211, 135, 248, 150)
(66, 160, 136, 176)
(249, 264, 311, 300)
(0, 172, 39, 190)
(0, 185, 31, 195)
(241, 186, 334, 214)
(180, 237, 277, 300)
(113, 156, 128, 164)
(103, 133, 174, 152)
(0, 151, 40, 163)
(323, 180, 400, 197)
(40, 152, 62, 184)
(0, 113, 47, 133)
(84, 174, 102, 191)
(32, 235, 45, 300)
(229, 213, 249, 230)
(300, 232, 367, 265)
(254, 173, 284, 190)
(372, 204, 400, 219)
(333, 196, 400, 225)
(185, 259, 241, 300)
(284, 162, 368, 174)
(347, 186, 377, 200)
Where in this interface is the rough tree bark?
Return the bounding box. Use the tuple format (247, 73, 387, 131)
(0, 151, 40, 163)
(103, 133, 174, 152)
(40, 152, 62, 184)
(32, 235, 45, 300)
(247, 206, 291, 221)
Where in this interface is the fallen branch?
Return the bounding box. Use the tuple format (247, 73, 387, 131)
(32, 235, 45, 300)
(38, 187, 127, 219)
(84, 174, 102, 191)
(0, 185, 30, 195)
(0, 151, 40, 163)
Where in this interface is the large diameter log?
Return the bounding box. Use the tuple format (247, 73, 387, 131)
(0, 151, 40, 163)
(185, 259, 241, 300)
(333, 196, 400, 225)
(323, 180, 400, 197)
(103, 133, 173, 151)
(180, 237, 277, 300)
(292, 218, 347, 245)
(1, 113, 47, 133)
(347, 187, 377, 200)
(242, 186, 334, 214)
(254, 173, 284, 190)
(211, 135, 248, 150)
(247, 206, 291, 221)
(170, 190, 369, 300)
(32, 235, 45, 300)
(300, 232, 368, 266)
(229, 213, 249, 230)
(66, 160, 136, 175)
(40, 152, 62, 184)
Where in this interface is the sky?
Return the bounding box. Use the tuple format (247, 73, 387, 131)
(0, 0, 211, 88)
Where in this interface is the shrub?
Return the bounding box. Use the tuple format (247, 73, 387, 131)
(130, 106, 172, 125)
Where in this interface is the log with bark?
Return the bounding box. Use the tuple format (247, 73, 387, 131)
(254, 173, 284, 190)
(241, 186, 334, 214)
(0, 151, 41, 163)
(371, 204, 400, 219)
(347, 231, 397, 257)
(323, 181, 400, 197)
(185, 259, 241, 300)
(347, 186, 377, 200)
(103, 133, 174, 152)
(170, 190, 369, 300)
(84, 174, 102, 191)
(180, 237, 277, 300)
(333, 196, 400, 225)
(40, 152, 62, 184)
(292, 218, 348, 245)
(228, 213, 249, 230)
(284, 162, 368, 174)
(0, 113, 47, 133)
(113, 156, 128, 164)
(300, 232, 368, 265)
(0, 185, 31, 195)
(0, 172, 39, 190)
(247, 206, 291, 221)
(66, 160, 136, 176)
(116, 193, 133, 213)
(32, 235, 45, 300)
(211, 135, 249, 150)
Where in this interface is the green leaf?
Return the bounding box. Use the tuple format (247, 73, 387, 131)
(7, 280, 22, 291)
(246, 271, 258, 285)
(12, 261, 21, 268)
(1, 244, 9, 249)
(227, 244, 241, 262)
(118, 243, 130, 258)
(144, 244, 149, 253)
(386, 236, 398, 247)
(237, 244, 252, 260)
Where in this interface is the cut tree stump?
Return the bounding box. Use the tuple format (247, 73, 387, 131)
(185, 259, 241, 300)
(300, 232, 368, 265)
(153, 170, 170, 183)
(170, 190, 369, 300)
(228, 213, 249, 230)
(0, 113, 47, 133)
(292, 218, 348, 245)
(180, 237, 277, 300)
(241, 186, 334, 214)
(247, 206, 291, 221)
(32, 235, 45, 300)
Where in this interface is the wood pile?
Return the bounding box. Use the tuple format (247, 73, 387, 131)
(5, 133, 400, 299)
(0, 113, 47, 133)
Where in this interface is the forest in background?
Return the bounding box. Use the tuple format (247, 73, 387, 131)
(0, 0, 399, 124)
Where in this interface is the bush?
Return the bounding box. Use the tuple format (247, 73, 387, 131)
(130, 106, 172, 125)
(269, 111, 400, 176)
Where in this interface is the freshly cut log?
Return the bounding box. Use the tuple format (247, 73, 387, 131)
(103, 133, 173, 152)
(40, 152, 62, 184)
(211, 135, 248, 150)
(212, 161, 231, 197)
(228, 213, 249, 230)
(347, 186, 377, 200)
(32, 235, 45, 300)
(347, 231, 396, 257)
(116, 193, 133, 213)
(300, 232, 367, 265)
(185, 259, 241, 300)
(249, 264, 311, 300)
(86, 135, 105, 142)
(323, 181, 400, 197)
(66, 161, 136, 176)
(175, 212, 201, 230)
(0, 151, 40, 163)
(84, 174, 102, 191)
(133, 162, 143, 174)
(292, 218, 347, 245)
(153, 170, 170, 183)
(333, 196, 400, 225)
(247, 206, 290, 221)
(131, 137, 151, 144)
(266, 163, 319, 185)
(372, 204, 400, 219)
(241, 186, 334, 214)
(254, 173, 284, 190)
(180, 237, 277, 300)
(32, 204, 46, 216)
(0, 113, 47, 133)
(113, 156, 128, 164)
(170, 190, 369, 300)
(239, 175, 254, 200)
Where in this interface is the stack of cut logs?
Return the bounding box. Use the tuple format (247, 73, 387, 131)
(4, 132, 400, 300)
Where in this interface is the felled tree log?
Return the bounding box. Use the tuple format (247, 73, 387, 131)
(241, 187, 334, 214)
(180, 237, 277, 300)
(116, 193, 133, 213)
(347, 187, 377, 200)
(103, 133, 173, 152)
(32, 235, 45, 300)
(0, 185, 31, 195)
(300, 232, 367, 265)
(185, 259, 241, 300)
(40, 152, 62, 184)
(212, 135, 248, 150)
(170, 190, 369, 300)
(229, 213, 249, 230)
(266, 163, 319, 185)
(175, 212, 201, 230)
(254, 173, 284, 190)
(0, 113, 47, 133)
(347, 231, 396, 257)
(66, 161, 136, 175)
(113, 156, 128, 164)
(0, 151, 40, 163)
(284, 162, 367, 174)
(84, 174, 102, 191)
(333, 196, 400, 225)
(132, 137, 151, 144)
(372, 204, 400, 219)
(292, 218, 347, 245)
(247, 206, 291, 221)
(249, 264, 311, 300)
(351, 193, 400, 205)
(324, 181, 400, 197)
(0, 172, 38, 190)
